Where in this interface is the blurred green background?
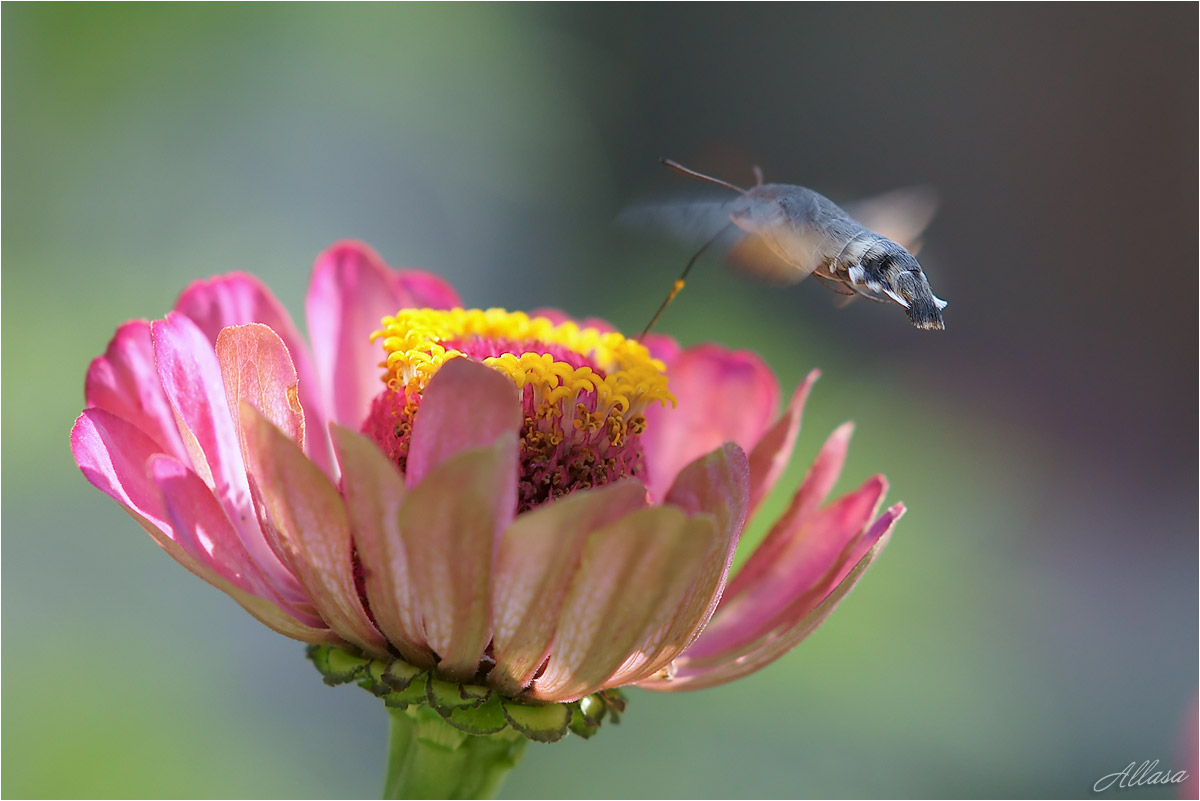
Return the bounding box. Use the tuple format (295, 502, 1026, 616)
(4, 4, 1196, 798)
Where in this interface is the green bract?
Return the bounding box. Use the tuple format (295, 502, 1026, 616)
(307, 644, 626, 743)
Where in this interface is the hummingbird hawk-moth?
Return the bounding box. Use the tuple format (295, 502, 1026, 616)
(630, 158, 948, 333)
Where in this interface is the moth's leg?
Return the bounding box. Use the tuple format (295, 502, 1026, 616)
(814, 274, 857, 296)
(814, 274, 882, 310)
(832, 293, 859, 309)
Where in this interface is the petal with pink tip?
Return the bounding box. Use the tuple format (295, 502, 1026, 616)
(528, 506, 714, 703)
(216, 324, 305, 452)
(84, 320, 187, 461)
(746, 370, 820, 518)
(146, 452, 260, 594)
(405, 357, 521, 488)
(490, 481, 650, 696)
(72, 410, 339, 645)
(397, 435, 519, 681)
(73, 410, 240, 597)
(175, 272, 333, 475)
(684, 475, 887, 662)
(639, 504, 902, 692)
(241, 403, 388, 657)
(641, 344, 780, 500)
(725, 421, 854, 601)
(305, 241, 411, 430)
(330, 424, 436, 668)
(149, 453, 329, 632)
(607, 443, 750, 686)
(152, 312, 246, 497)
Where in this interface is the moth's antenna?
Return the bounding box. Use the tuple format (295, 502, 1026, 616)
(640, 222, 734, 339)
(659, 158, 747, 195)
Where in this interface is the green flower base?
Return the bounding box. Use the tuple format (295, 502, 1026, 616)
(306, 644, 627, 743)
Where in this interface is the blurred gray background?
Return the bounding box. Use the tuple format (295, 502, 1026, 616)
(4, 5, 1196, 798)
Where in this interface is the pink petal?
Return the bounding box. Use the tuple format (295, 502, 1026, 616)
(216, 324, 305, 451)
(241, 403, 388, 657)
(306, 241, 456, 431)
(330, 424, 436, 668)
(746, 370, 820, 519)
(682, 475, 887, 662)
(640, 504, 902, 692)
(528, 307, 617, 333)
(641, 344, 780, 501)
(152, 312, 298, 594)
(176, 272, 303, 344)
(607, 443, 750, 686)
(396, 434, 519, 681)
(84, 320, 187, 461)
(725, 421, 854, 600)
(392, 269, 461, 310)
(528, 506, 714, 703)
(642, 332, 681, 365)
(175, 272, 333, 475)
(73, 409, 178, 548)
(405, 357, 521, 488)
(490, 481, 649, 696)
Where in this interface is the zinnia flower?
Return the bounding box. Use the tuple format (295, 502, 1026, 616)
(72, 241, 902, 790)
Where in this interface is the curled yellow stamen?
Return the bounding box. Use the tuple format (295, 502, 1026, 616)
(372, 308, 675, 422)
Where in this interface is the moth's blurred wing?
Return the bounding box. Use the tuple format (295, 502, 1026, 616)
(843, 186, 939, 254)
(619, 195, 816, 286)
(724, 233, 813, 286)
(617, 197, 743, 249)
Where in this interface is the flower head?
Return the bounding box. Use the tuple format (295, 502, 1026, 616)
(73, 241, 902, 740)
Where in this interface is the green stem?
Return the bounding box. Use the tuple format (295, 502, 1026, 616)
(382, 706, 527, 799)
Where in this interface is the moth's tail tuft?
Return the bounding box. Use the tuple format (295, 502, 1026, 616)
(893, 271, 946, 331)
(906, 298, 945, 330)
